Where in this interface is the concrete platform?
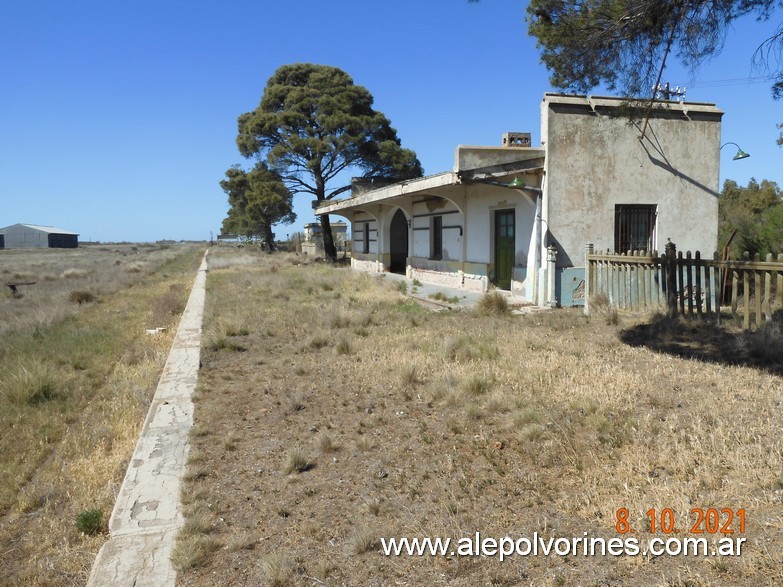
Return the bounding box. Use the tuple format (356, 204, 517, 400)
(87, 252, 208, 587)
(374, 271, 548, 314)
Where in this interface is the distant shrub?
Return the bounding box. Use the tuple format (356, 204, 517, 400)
(428, 292, 461, 304)
(335, 338, 352, 355)
(208, 336, 246, 352)
(60, 268, 89, 279)
(69, 291, 95, 305)
(443, 335, 499, 361)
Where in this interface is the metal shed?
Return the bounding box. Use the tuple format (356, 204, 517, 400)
(0, 224, 79, 248)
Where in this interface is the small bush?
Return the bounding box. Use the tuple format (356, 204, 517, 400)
(309, 335, 330, 349)
(75, 509, 103, 535)
(335, 338, 352, 355)
(477, 291, 510, 316)
(69, 291, 95, 305)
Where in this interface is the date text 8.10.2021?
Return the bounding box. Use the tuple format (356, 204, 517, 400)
(615, 508, 746, 535)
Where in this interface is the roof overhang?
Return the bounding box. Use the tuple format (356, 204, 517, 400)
(315, 146, 546, 216)
(316, 171, 459, 215)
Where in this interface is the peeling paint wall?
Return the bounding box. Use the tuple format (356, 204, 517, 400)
(541, 96, 721, 268)
(351, 215, 378, 256)
(347, 181, 537, 294)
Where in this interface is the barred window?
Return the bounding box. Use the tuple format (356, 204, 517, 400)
(615, 205, 656, 253)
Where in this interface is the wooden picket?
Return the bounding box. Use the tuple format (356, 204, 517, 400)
(585, 242, 783, 329)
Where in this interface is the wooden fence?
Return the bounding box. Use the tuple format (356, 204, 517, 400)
(584, 242, 783, 329)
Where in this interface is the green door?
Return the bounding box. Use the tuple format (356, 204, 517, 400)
(494, 209, 515, 290)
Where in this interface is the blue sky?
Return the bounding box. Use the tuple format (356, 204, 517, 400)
(1, 1, 780, 243)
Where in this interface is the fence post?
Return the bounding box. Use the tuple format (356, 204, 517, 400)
(664, 241, 677, 317)
(584, 243, 594, 316)
(547, 245, 558, 308)
(778, 253, 783, 310)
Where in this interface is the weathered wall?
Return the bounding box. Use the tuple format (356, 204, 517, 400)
(541, 95, 722, 267)
(351, 215, 378, 255)
(455, 145, 544, 172)
(347, 180, 537, 295)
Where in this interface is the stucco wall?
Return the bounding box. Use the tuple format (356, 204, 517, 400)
(347, 181, 538, 294)
(411, 199, 461, 260)
(463, 184, 537, 267)
(542, 96, 722, 267)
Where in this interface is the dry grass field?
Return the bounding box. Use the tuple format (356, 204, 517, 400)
(0, 242, 204, 586)
(175, 246, 782, 586)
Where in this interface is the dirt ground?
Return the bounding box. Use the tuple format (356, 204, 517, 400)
(175, 248, 782, 587)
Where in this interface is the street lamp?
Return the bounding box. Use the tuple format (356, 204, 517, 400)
(720, 142, 750, 160)
(494, 176, 543, 195)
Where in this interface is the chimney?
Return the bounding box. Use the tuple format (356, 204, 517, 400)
(502, 132, 531, 147)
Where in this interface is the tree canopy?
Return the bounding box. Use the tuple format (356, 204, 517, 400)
(236, 63, 423, 261)
(220, 163, 295, 251)
(719, 177, 783, 258)
(526, 0, 783, 99)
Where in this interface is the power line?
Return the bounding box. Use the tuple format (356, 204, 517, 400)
(689, 75, 777, 88)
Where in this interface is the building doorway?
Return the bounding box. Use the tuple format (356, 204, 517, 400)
(493, 209, 515, 290)
(389, 209, 408, 274)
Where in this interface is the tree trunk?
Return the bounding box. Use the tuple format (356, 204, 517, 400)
(263, 223, 276, 252)
(320, 215, 337, 262)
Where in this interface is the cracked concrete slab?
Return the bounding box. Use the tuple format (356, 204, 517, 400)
(87, 251, 208, 587)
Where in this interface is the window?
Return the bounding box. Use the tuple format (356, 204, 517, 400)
(615, 205, 656, 253)
(363, 222, 370, 253)
(431, 216, 443, 260)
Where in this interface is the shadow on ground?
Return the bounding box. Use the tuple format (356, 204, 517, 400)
(619, 312, 783, 376)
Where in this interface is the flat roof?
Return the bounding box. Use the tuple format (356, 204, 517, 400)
(543, 93, 723, 116)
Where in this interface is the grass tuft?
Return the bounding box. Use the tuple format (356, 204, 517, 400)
(75, 509, 103, 535)
(335, 338, 352, 355)
(283, 448, 314, 474)
(476, 291, 510, 316)
(3, 361, 61, 405)
(171, 534, 220, 572)
(261, 552, 295, 587)
(350, 525, 379, 554)
(318, 434, 339, 453)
